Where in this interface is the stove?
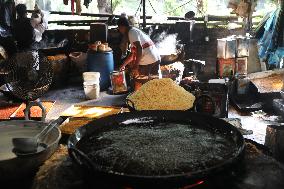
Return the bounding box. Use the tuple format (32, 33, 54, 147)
(180, 81, 229, 118)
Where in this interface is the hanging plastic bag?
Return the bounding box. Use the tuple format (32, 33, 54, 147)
(235, 0, 250, 17)
(227, 0, 240, 9)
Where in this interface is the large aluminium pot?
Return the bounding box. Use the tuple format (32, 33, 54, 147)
(68, 111, 245, 188)
(0, 120, 61, 181)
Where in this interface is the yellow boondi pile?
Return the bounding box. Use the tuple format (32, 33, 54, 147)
(128, 78, 195, 110)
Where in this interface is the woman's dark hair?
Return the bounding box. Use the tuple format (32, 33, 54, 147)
(185, 11, 195, 20)
(16, 4, 27, 17)
(117, 17, 130, 27)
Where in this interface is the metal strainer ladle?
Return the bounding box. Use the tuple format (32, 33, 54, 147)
(12, 117, 63, 154)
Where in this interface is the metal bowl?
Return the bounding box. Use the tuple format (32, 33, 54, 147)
(0, 120, 61, 180)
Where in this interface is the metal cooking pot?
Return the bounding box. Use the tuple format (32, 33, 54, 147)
(0, 120, 61, 181)
(160, 51, 184, 66)
(68, 111, 245, 188)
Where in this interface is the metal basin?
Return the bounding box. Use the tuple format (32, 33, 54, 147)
(0, 120, 61, 180)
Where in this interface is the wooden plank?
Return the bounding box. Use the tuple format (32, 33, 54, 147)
(60, 105, 123, 118)
(48, 20, 107, 24)
(26, 10, 246, 22)
(248, 69, 284, 79)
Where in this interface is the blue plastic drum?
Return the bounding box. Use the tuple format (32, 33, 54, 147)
(86, 51, 114, 91)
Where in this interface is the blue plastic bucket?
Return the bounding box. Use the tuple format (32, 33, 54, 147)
(86, 51, 114, 91)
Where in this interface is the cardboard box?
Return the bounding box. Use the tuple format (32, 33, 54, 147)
(217, 58, 235, 78)
(236, 57, 248, 75)
(217, 38, 236, 59)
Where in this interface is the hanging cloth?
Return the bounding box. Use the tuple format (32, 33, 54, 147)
(84, 0, 92, 8)
(235, 0, 250, 17)
(63, 0, 82, 15)
(258, 8, 281, 61)
(76, 0, 82, 15)
(71, 0, 75, 15)
(0, 0, 15, 31)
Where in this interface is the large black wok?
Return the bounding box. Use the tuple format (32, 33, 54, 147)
(68, 111, 245, 188)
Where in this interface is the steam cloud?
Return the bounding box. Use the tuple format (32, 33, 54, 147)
(154, 32, 179, 55)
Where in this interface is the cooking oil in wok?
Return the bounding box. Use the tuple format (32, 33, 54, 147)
(77, 121, 238, 176)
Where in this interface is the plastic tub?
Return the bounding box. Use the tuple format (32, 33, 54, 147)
(83, 72, 100, 84)
(83, 82, 100, 100)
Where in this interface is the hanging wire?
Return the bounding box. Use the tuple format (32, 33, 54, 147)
(148, 0, 157, 14)
(135, 0, 143, 16)
(165, 0, 194, 14)
(134, 0, 206, 21)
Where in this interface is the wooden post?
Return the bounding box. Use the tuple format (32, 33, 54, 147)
(245, 0, 253, 32)
(279, 0, 284, 47)
(265, 124, 284, 163)
(142, 0, 146, 29)
(111, 0, 113, 14)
